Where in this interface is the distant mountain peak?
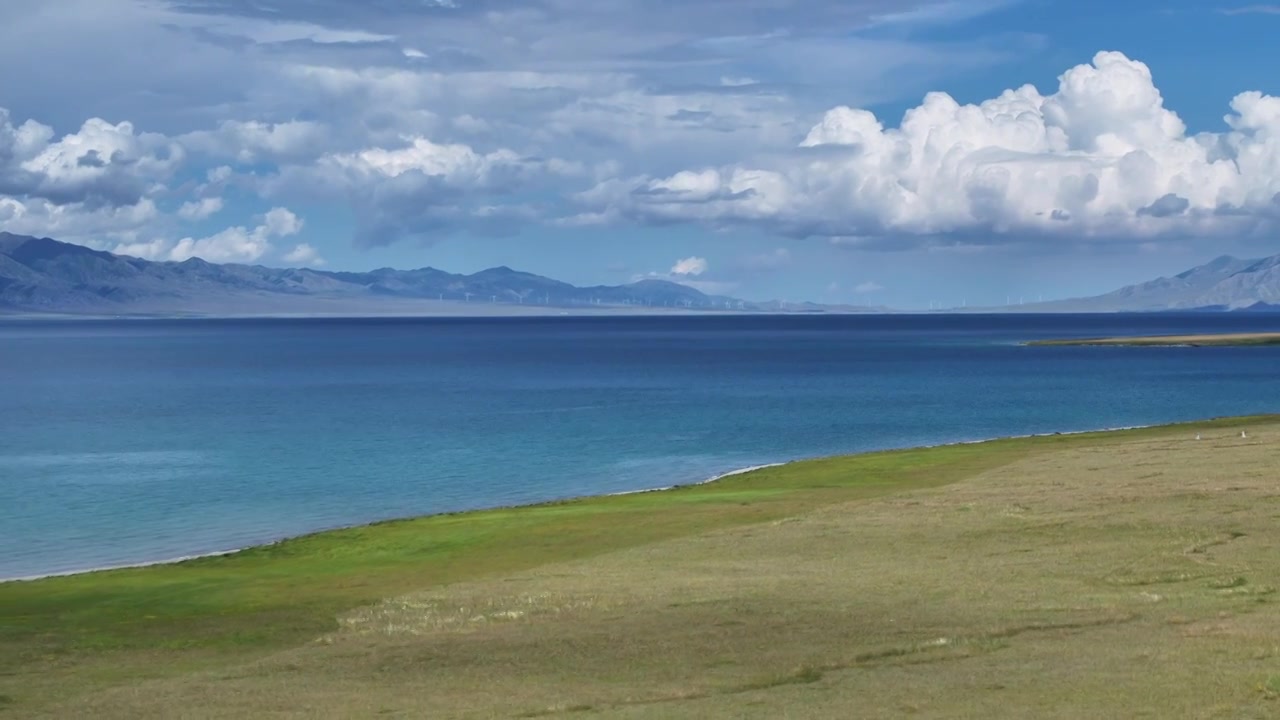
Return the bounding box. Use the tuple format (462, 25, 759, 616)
(1236, 255, 1280, 275)
(626, 278, 682, 287)
(469, 266, 531, 280)
(1175, 254, 1242, 279)
(1021, 250, 1280, 313)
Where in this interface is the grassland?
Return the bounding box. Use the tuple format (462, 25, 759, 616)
(1027, 332, 1280, 347)
(4, 416, 1280, 718)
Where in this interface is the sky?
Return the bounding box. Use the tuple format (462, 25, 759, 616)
(2, 0, 1280, 308)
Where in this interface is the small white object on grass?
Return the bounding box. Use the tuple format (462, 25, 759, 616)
(1195, 434, 1201, 441)
(1241, 431, 1248, 439)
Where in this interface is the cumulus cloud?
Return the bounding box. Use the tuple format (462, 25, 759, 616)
(670, 256, 709, 276)
(631, 255, 740, 295)
(282, 242, 325, 266)
(177, 197, 223, 220)
(0, 196, 159, 243)
(0, 108, 181, 208)
(115, 207, 303, 263)
(0, 104, 190, 252)
(180, 120, 329, 163)
(586, 52, 1280, 246)
(327, 137, 529, 185)
(264, 135, 578, 245)
(1220, 5, 1280, 15)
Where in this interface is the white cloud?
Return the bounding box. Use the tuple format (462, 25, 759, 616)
(632, 255, 739, 295)
(180, 120, 329, 164)
(1, 109, 181, 208)
(0, 108, 53, 160)
(670, 256, 709, 276)
(541, 87, 802, 163)
(21, 118, 176, 181)
(327, 137, 525, 183)
(177, 197, 224, 221)
(170, 16, 395, 46)
(0, 105, 191, 252)
(111, 236, 175, 260)
(282, 242, 325, 266)
(586, 52, 1280, 246)
(854, 281, 884, 294)
(1220, 5, 1280, 15)
(0, 196, 159, 244)
(868, 0, 1019, 28)
(260, 207, 303, 237)
(263, 135, 578, 245)
(114, 207, 304, 264)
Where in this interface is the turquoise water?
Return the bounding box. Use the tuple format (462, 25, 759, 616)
(3, 313, 1280, 580)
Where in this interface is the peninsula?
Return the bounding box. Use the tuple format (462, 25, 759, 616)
(1027, 332, 1280, 347)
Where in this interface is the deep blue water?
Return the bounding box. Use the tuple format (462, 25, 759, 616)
(3, 313, 1280, 580)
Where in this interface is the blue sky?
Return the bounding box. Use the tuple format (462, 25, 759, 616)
(2, 0, 1279, 308)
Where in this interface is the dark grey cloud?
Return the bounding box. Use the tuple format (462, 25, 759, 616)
(631, 185, 758, 203)
(1138, 193, 1191, 218)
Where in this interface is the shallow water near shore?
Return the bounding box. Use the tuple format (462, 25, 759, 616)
(4, 312, 1280, 579)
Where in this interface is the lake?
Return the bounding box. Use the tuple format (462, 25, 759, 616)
(3, 313, 1280, 579)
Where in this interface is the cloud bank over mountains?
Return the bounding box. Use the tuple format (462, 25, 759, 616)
(592, 52, 1280, 246)
(0, 0, 1278, 267)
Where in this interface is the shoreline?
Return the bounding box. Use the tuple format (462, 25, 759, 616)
(10, 414, 1280, 716)
(0, 462, 793, 584)
(0, 421, 1197, 585)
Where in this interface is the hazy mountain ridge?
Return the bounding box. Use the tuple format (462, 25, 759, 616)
(1019, 253, 1280, 313)
(0, 233, 788, 315)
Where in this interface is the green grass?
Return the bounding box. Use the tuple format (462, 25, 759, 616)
(2, 413, 1278, 718)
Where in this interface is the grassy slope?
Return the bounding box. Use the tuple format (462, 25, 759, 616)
(2, 414, 1278, 717)
(1027, 332, 1280, 347)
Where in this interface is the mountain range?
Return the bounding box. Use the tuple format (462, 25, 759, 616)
(1018, 253, 1280, 313)
(7, 231, 1280, 316)
(0, 233, 845, 316)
